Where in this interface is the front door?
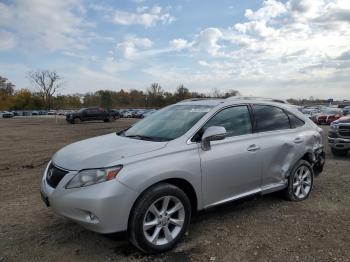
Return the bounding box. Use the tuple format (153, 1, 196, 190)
(199, 105, 262, 208)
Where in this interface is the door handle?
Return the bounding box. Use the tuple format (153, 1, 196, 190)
(293, 137, 304, 144)
(247, 144, 260, 152)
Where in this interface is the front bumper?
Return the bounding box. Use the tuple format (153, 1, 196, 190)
(40, 163, 139, 233)
(328, 137, 350, 150)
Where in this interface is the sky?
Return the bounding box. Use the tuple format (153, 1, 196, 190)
(0, 0, 350, 99)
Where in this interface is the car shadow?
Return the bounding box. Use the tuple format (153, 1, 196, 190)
(101, 192, 284, 260)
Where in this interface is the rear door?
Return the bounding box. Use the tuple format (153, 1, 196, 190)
(97, 108, 107, 120)
(199, 105, 263, 207)
(86, 108, 99, 120)
(251, 104, 306, 190)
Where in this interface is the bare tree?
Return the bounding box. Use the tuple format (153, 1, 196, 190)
(0, 76, 15, 95)
(147, 83, 164, 107)
(212, 88, 241, 98)
(27, 70, 63, 109)
(148, 83, 163, 95)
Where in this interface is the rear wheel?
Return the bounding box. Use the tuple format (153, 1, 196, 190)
(104, 116, 113, 122)
(128, 183, 191, 254)
(284, 160, 314, 201)
(331, 148, 348, 156)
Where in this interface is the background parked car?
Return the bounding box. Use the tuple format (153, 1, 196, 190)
(22, 111, 32, 116)
(110, 109, 121, 119)
(342, 106, 350, 116)
(141, 109, 157, 118)
(122, 110, 133, 118)
(1, 111, 14, 118)
(314, 108, 343, 125)
(328, 115, 350, 156)
(66, 107, 116, 124)
(301, 108, 321, 119)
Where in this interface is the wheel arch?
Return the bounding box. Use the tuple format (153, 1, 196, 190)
(127, 178, 198, 226)
(301, 152, 313, 164)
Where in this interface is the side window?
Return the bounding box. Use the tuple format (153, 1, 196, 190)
(202, 106, 252, 138)
(287, 112, 305, 128)
(253, 105, 290, 132)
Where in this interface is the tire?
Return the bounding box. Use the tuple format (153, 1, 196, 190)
(284, 160, 314, 201)
(104, 116, 112, 122)
(128, 183, 191, 254)
(331, 148, 348, 157)
(73, 117, 81, 124)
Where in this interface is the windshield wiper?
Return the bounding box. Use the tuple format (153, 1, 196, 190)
(125, 135, 171, 142)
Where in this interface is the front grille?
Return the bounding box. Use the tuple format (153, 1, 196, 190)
(46, 163, 68, 188)
(339, 125, 350, 137)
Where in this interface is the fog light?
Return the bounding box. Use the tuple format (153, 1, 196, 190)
(86, 212, 99, 222)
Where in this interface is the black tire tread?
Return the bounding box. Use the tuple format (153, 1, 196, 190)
(127, 183, 191, 254)
(284, 159, 314, 201)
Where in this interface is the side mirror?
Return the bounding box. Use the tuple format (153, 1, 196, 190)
(201, 126, 227, 151)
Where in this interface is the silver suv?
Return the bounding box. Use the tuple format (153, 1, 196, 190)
(41, 97, 325, 253)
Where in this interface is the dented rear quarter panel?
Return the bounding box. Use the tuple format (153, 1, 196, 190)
(258, 124, 321, 188)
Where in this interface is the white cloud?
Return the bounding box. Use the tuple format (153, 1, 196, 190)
(116, 36, 154, 59)
(144, 0, 350, 99)
(112, 5, 175, 27)
(102, 57, 131, 73)
(0, 30, 16, 50)
(245, 0, 287, 21)
(168, 28, 224, 56)
(169, 39, 193, 51)
(130, 0, 146, 3)
(0, 0, 91, 52)
(194, 28, 223, 56)
(136, 6, 149, 13)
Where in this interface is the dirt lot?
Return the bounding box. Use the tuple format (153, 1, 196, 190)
(0, 118, 349, 262)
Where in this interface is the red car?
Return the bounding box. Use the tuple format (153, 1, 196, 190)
(314, 108, 342, 125)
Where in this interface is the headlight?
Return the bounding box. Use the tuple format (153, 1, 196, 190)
(66, 165, 123, 189)
(330, 123, 339, 130)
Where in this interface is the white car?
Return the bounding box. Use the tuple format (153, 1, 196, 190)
(0, 111, 14, 118)
(41, 97, 325, 253)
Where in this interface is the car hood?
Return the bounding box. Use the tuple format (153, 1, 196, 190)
(52, 133, 168, 170)
(333, 115, 350, 124)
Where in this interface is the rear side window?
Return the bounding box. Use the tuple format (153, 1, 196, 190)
(202, 105, 252, 138)
(253, 105, 290, 132)
(287, 112, 305, 128)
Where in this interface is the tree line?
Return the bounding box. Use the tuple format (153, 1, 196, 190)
(0, 71, 241, 110)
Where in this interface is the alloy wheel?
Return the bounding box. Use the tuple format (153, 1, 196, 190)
(143, 196, 185, 246)
(292, 165, 312, 198)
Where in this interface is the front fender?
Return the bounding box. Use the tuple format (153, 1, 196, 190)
(116, 147, 203, 210)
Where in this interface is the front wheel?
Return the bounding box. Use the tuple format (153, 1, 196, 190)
(128, 183, 191, 254)
(73, 117, 81, 124)
(284, 160, 314, 201)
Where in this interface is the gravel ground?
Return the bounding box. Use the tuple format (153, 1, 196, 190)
(0, 118, 349, 262)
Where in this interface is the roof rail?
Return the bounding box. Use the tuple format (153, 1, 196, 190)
(180, 98, 216, 102)
(226, 96, 289, 104)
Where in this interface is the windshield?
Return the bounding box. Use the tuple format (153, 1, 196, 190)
(121, 104, 213, 141)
